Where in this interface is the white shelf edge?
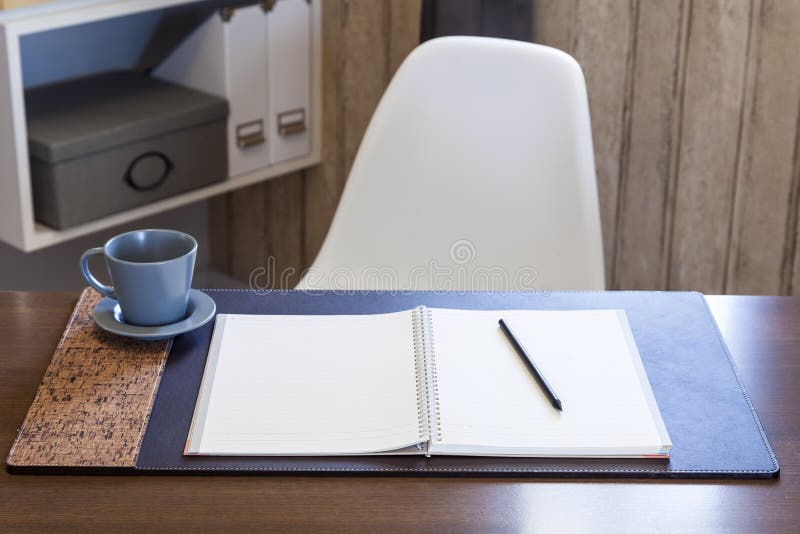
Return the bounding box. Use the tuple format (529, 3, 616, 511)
(3, 0, 203, 35)
(27, 154, 319, 252)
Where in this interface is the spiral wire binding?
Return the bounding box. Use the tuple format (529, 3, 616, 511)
(411, 306, 429, 443)
(412, 306, 442, 445)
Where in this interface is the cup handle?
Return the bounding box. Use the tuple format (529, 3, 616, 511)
(80, 247, 116, 299)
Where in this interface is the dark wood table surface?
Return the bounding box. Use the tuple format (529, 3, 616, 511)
(0, 292, 797, 532)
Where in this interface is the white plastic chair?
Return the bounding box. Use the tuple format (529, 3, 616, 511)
(298, 36, 604, 291)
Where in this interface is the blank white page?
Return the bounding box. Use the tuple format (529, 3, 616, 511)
(428, 309, 670, 457)
(186, 311, 424, 455)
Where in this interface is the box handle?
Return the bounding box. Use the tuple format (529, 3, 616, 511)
(236, 119, 266, 148)
(124, 151, 173, 191)
(278, 108, 307, 136)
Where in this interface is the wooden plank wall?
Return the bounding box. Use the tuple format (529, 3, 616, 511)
(209, 0, 422, 289)
(535, 0, 800, 295)
(213, 0, 800, 295)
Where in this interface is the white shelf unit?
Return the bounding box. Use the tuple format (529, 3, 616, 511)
(0, 0, 322, 252)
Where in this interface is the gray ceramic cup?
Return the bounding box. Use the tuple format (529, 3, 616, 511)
(80, 229, 197, 326)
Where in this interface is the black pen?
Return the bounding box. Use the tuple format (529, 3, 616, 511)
(498, 318, 563, 411)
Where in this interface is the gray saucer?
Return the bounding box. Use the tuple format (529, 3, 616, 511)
(93, 289, 216, 340)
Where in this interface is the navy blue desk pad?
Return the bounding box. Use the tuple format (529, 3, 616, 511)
(136, 290, 779, 479)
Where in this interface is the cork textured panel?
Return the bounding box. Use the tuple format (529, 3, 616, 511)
(7, 288, 170, 468)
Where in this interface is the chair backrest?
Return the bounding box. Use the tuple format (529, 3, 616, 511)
(298, 36, 604, 291)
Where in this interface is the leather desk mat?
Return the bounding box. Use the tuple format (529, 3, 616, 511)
(133, 290, 778, 479)
(6, 289, 778, 478)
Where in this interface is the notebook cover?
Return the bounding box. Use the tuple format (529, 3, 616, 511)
(135, 290, 778, 479)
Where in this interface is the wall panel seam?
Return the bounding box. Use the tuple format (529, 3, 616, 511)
(664, 0, 693, 290)
(569, 0, 579, 57)
(611, 0, 640, 290)
(383, 0, 392, 86)
(723, 0, 757, 293)
(336, 0, 347, 191)
(782, 87, 800, 294)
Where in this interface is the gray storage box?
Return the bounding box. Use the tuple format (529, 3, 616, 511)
(26, 71, 229, 229)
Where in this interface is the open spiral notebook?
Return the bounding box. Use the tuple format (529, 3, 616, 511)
(185, 307, 671, 458)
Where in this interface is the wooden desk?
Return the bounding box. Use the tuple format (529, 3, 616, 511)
(0, 292, 797, 531)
